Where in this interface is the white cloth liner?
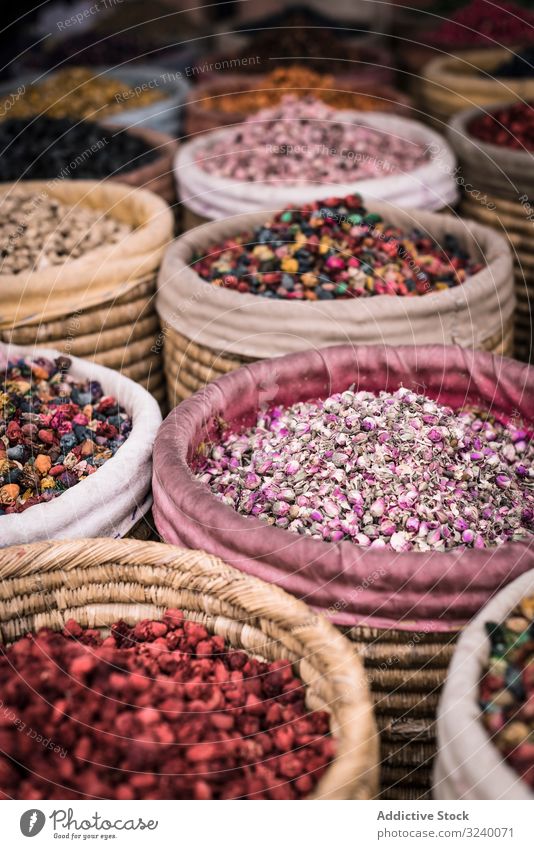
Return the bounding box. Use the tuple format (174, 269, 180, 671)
(0, 343, 161, 546)
(157, 200, 514, 359)
(175, 110, 459, 219)
(434, 570, 534, 801)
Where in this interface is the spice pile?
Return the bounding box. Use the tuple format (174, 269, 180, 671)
(479, 596, 534, 789)
(198, 66, 402, 115)
(192, 196, 482, 300)
(0, 192, 131, 274)
(195, 386, 534, 552)
(1, 67, 164, 122)
(469, 101, 534, 152)
(424, 0, 534, 48)
(0, 356, 132, 515)
(0, 611, 333, 800)
(195, 97, 428, 185)
(0, 117, 157, 181)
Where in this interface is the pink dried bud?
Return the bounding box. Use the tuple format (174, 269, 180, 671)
(379, 519, 396, 537)
(370, 497, 385, 518)
(405, 517, 420, 533)
(272, 501, 290, 517)
(245, 473, 261, 489)
(390, 531, 410, 552)
(284, 460, 299, 475)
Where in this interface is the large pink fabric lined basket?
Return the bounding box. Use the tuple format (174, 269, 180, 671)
(153, 344, 534, 633)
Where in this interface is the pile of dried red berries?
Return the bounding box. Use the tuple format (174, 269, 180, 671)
(0, 356, 131, 515)
(469, 101, 534, 152)
(0, 611, 334, 800)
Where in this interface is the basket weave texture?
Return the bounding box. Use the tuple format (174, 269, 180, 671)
(0, 538, 378, 801)
(163, 319, 514, 406)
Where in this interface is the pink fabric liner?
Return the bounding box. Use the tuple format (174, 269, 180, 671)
(153, 345, 534, 631)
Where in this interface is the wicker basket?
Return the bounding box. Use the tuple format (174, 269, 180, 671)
(448, 107, 534, 362)
(345, 624, 456, 799)
(434, 569, 534, 800)
(0, 180, 174, 405)
(0, 538, 378, 801)
(419, 49, 534, 129)
(462, 193, 533, 362)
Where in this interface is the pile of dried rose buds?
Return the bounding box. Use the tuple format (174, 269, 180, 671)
(195, 387, 534, 552)
(0, 611, 334, 800)
(479, 595, 534, 789)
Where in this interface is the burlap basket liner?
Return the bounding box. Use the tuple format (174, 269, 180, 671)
(421, 49, 534, 124)
(0, 537, 379, 801)
(0, 343, 161, 544)
(152, 343, 534, 797)
(175, 111, 458, 219)
(449, 105, 534, 202)
(434, 569, 534, 800)
(157, 200, 515, 401)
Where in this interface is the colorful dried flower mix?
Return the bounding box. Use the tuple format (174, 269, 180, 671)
(480, 595, 534, 789)
(192, 195, 482, 300)
(195, 97, 429, 185)
(195, 387, 534, 552)
(0, 356, 131, 514)
(0, 612, 334, 800)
